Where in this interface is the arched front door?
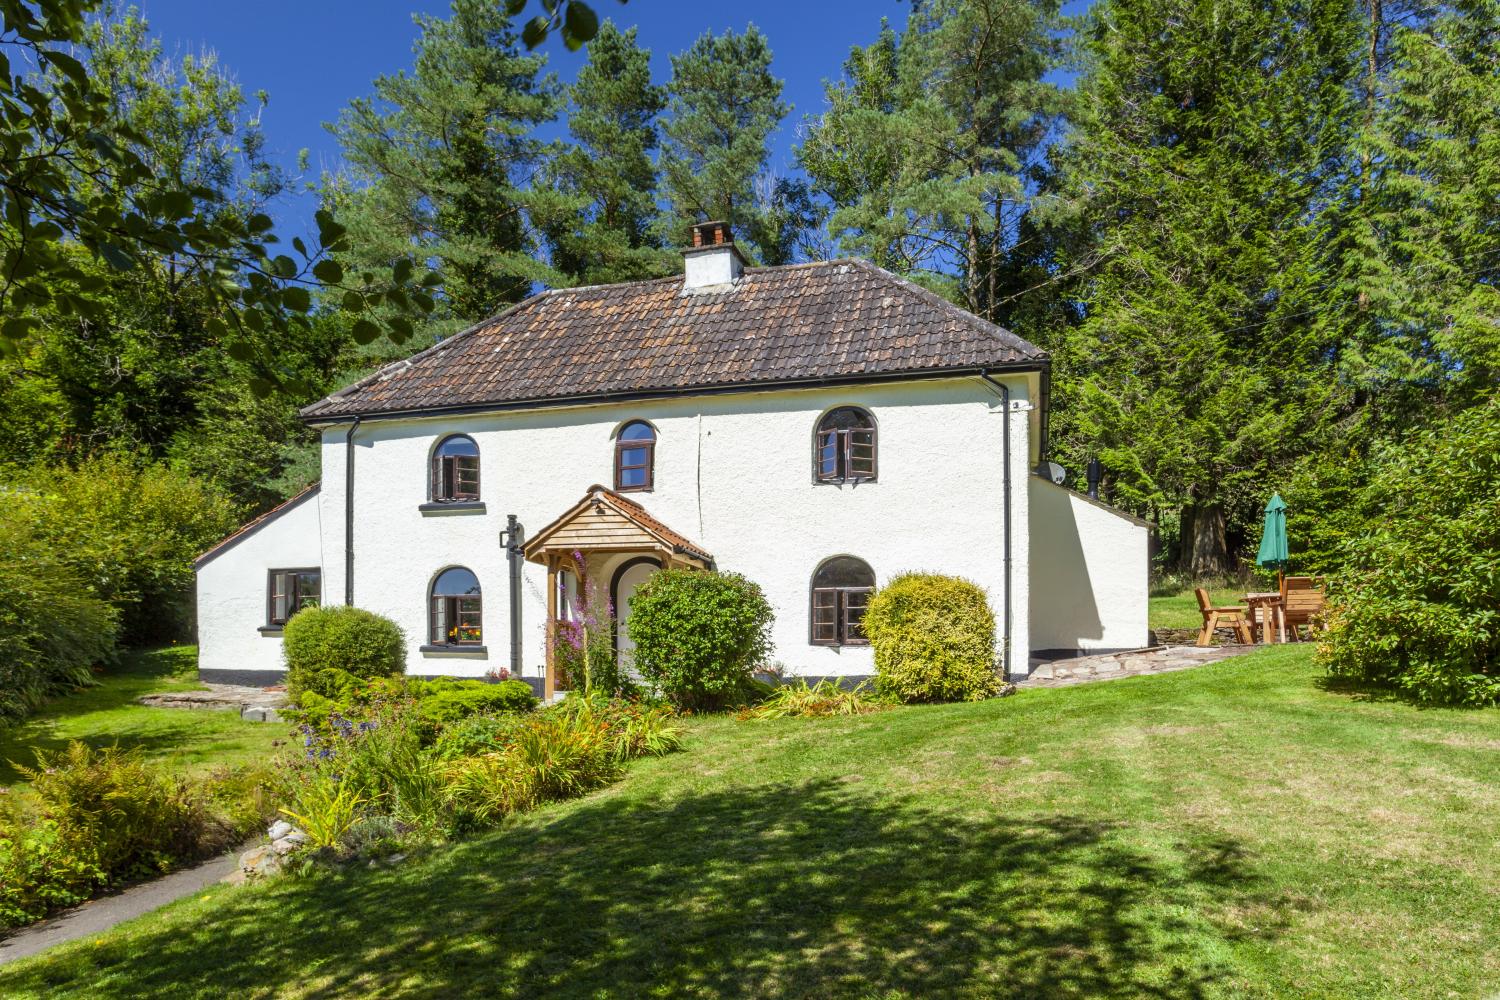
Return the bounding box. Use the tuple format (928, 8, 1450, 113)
(611, 557, 661, 672)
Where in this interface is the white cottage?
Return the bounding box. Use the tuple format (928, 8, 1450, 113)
(195, 222, 1149, 694)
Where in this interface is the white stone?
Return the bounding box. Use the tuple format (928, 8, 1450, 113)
(267, 820, 293, 840)
(271, 837, 300, 855)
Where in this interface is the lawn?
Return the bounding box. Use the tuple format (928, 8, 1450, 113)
(2, 645, 1497, 999)
(0, 646, 282, 787)
(1149, 586, 1249, 630)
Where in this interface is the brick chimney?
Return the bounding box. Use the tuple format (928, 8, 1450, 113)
(681, 220, 746, 292)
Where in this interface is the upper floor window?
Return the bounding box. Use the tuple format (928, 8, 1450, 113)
(267, 568, 320, 628)
(431, 435, 480, 502)
(430, 566, 482, 646)
(815, 407, 876, 483)
(810, 556, 875, 647)
(615, 421, 655, 492)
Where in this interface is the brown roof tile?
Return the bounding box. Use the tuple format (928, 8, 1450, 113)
(301, 259, 1045, 422)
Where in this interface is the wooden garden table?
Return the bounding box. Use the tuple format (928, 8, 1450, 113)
(1242, 592, 1286, 644)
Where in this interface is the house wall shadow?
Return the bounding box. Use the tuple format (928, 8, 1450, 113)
(3, 778, 1284, 999)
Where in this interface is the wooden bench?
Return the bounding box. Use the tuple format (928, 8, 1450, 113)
(1280, 576, 1327, 640)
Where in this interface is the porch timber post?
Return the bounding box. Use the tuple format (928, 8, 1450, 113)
(544, 553, 557, 701)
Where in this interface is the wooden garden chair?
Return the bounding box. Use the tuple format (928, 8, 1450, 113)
(1195, 588, 1253, 646)
(1279, 576, 1326, 641)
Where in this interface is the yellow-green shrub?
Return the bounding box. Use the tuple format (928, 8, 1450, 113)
(863, 573, 1001, 703)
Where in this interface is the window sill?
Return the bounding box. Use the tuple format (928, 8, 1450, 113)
(419, 644, 488, 657)
(257, 626, 284, 636)
(419, 501, 486, 515)
(812, 479, 877, 487)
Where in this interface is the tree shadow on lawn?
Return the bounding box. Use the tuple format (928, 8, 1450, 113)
(7, 780, 1283, 1000)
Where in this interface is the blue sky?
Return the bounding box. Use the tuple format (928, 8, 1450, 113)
(132, 0, 906, 238)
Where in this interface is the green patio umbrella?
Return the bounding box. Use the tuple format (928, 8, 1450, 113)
(1256, 493, 1289, 571)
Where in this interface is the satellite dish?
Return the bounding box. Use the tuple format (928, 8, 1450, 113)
(1037, 461, 1066, 485)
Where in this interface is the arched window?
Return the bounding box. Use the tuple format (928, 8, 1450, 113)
(431, 435, 480, 502)
(810, 556, 875, 647)
(615, 421, 655, 492)
(430, 567, 482, 646)
(814, 407, 876, 483)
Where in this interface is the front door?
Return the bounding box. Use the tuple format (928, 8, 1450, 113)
(612, 558, 660, 674)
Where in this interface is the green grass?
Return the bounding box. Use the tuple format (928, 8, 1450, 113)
(3, 646, 1497, 998)
(1150, 586, 1248, 630)
(0, 646, 282, 787)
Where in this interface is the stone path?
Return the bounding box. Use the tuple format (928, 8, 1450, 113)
(0, 848, 244, 966)
(138, 684, 288, 722)
(1020, 644, 1256, 688)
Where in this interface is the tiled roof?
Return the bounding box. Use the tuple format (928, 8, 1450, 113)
(194, 483, 319, 569)
(301, 258, 1045, 422)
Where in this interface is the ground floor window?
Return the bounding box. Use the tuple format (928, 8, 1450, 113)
(267, 569, 320, 627)
(430, 566, 482, 645)
(810, 556, 875, 646)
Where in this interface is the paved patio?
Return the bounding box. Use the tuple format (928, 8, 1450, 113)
(1021, 644, 1257, 688)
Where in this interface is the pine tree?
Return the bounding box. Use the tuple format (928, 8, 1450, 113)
(1052, 0, 1365, 573)
(799, 2, 1068, 322)
(658, 27, 791, 259)
(542, 22, 673, 285)
(328, 0, 564, 320)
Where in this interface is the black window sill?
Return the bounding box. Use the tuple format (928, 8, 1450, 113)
(419, 644, 488, 656)
(812, 479, 878, 487)
(257, 626, 285, 636)
(419, 501, 486, 515)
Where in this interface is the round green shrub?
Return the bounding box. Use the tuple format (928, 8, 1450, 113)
(863, 573, 1001, 703)
(626, 569, 774, 711)
(283, 605, 405, 702)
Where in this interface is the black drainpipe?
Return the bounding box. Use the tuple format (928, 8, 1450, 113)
(499, 515, 526, 679)
(344, 416, 361, 605)
(978, 372, 1014, 679)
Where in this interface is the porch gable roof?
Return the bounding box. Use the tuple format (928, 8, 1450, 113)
(523, 485, 713, 568)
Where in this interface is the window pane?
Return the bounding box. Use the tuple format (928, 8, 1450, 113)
(819, 407, 873, 432)
(456, 597, 482, 643)
(619, 466, 646, 488)
(843, 589, 872, 642)
(430, 597, 448, 644)
(619, 421, 655, 442)
(454, 456, 480, 497)
(816, 431, 839, 479)
(620, 447, 648, 467)
(270, 572, 290, 624)
(813, 557, 876, 590)
(295, 572, 320, 612)
(433, 567, 481, 597)
(436, 435, 479, 458)
(811, 589, 837, 643)
(848, 430, 876, 476)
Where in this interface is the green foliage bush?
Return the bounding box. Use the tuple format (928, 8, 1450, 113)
(0, 743, 268, 930)
(283, 606, 406, 703)
(0, 500, 118, 726)
(1317, 398, 1500, 706)
(864, 573, 1002, 703)
(14, 455, 239, 644)
(626, 569, 774, 711)
(408, 678, 538, 731)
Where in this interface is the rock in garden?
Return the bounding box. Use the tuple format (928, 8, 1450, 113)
(240, 845, 282, 878)
(271, 837, 300, 855)
(267, 819, 292, 840)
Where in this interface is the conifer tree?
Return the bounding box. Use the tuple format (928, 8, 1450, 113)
(658, 26, 790, 258)
(328, 0, 564, 320)
(1051, 0, 1365, 572)
(542, 22, 673, 285)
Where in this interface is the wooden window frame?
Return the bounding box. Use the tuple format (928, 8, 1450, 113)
(813, 408, 877, 485)
(429, 594, 483, 646)
(614, 422, 655, 493)
(430, 435, 481, 503)
(809, 587, 873, 647)
(266, 568, 321, 628)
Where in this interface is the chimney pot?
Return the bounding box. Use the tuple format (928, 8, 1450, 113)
(681, 220, 744, 292)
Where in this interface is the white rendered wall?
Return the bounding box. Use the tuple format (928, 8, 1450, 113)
(317, 376, 1034, 683)
(196, 492, 323, 678)
(1027, 477, 1149, 654)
